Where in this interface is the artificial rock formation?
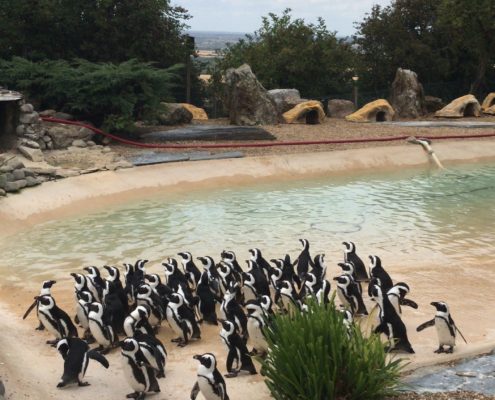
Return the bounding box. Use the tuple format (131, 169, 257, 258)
(481, 93, 495, 115)
(389, 68, 425, 118)
(180, 103, 208, 120)
(435, 95, 481, 118)
(345, 99, 395, 122)
(158, 103, 193, 125)
(268, 89, 305, 115)
(327, 99, 355, 118)
(283, 101, 325, 124)
(224, 64, 278, 126)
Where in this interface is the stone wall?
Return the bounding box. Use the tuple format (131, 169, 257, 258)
(0, 154, 41, 196)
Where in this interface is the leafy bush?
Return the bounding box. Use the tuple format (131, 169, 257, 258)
(262, 300, 404, 400)
(0, 57, 182, 133)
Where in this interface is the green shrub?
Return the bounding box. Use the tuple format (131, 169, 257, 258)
(262, 300, 404, 400)
(0, 57, 182, 133)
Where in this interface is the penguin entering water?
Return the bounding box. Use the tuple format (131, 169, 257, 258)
(166, 293, 201, 347)
(56, 337, 109, 388)
(88, 302, 117, 353)
(333, 275, 367, 316)
(342, 242, 369, 281)
(191, 353, 230, 400)
(417, 301, 467, 354)
(22, 279, 57, 330)
(120, 338, 160, 400)
(219, 319, 257, 378)
(37, 295, 78, 345)
(369, 255, 393, 293)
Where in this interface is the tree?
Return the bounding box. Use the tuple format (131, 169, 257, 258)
(218, 9, 356, 98)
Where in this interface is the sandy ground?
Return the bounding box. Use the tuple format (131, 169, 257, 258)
(2, 122, 495, 399)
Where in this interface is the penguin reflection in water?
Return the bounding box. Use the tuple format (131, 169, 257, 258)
(191, 353, 230, 400)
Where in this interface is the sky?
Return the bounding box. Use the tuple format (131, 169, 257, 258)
(179, 0, 392, 36)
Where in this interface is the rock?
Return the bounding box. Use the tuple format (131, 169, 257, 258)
(55, 169, 80, 178)
(101, 147, 112, 153)
(23, 168, 35, 177)
(0, 174, 6, 189)
(4, 180, 27, 192)
(25, 176, 41, 187)
(327, 99, 356, 118)
(424, 96, 444, 113)
(283, 101, 326, 124)
(38, 141, 47, 150)
(19, 112, 40, 124)
(268, 89, 304, 115)
(112, 160, 133, 169)
(16, 125, 26, 136)
(18, 138, 40, 149)
(346, 99, 395, 123)
(389, 68, 425, 118)
(435, 94, 481, 118)
(180, 103, 209, 120)
(20, 103, 34, 113)
(39, 109, 57, 117)
(86, 140, 96, 147)
(0, 166, 13, 173)
(12, 169, 25, 180)
(7, 157, 24, 170)
(72, 139, 87, 148)
(224, 64, 278, 126)
(42, 135, 51, 143)
(481, 92, 495, 114)
(158, 103, 193, 125)
(53, 112, 74, 120)
(0, 188, 5, 196)
(17, 145, 44, 162)
(45, 123, 93, 148)
(30, 167, 56, 176)
(4, 173, 14, 182)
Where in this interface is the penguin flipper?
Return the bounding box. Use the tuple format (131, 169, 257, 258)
(400, 298, 419, 309)
(23, 298, 38, 320)
(190, 381, 200, 400)
(88, 349, 110, 368)
(416, 319, 435, 332)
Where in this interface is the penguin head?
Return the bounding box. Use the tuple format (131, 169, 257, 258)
(135, 259, 149, 272)
(83, 266, 100, 278)
(221, 250, 236, 262)
(270, 266, 282, 281)
(145, 274, 161, 287)
(162, 262, 175, 276)
(197, 256, 214, 269)
(242, 272, 255, 285)
(369, 284, 383, 302)
(88, 302, 103, 316)
(343, 241, 355, 253)
(42, 280, 57, 289)
(270, 258, 283, 269)
(168, 293, 184, 306)
(219, 319, 236, 335)
(135, 305, 150, 319)
(123, 263, 134, 276)
(245, 259, 257, 271)
(77, 290, 93, 303)
(314, 253, 325, 266)
(218, 261, 232, 277)
(431, 301, 449, 313)
(333, 275, 351, 287)
(38, 295, 55, 308)
(304, 273, 317, 286)
(193, 353, 217, 371)
(104, 265, 120, 281)
(299, 238, 309, 250)
(393, 282, 410, 297)
(137, 283, 152, 297)
(259, 295, 273, 312)
(278, 280, 292, 294)
(56, 338, 69, 358)
(248, 248, 261, 261)
(338, 262, 354, 275)
(177, 251, 192, 263)
(369, 255, 381, 271)
(121, 338, 139, 354)
(245, 299, 262, 315)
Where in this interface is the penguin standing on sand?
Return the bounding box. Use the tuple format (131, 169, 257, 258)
(343, 242, 369, 281)
(136, 283, 165, 327)
(56, 337, 109, 388)
(178, 251, 202, 290)
(166, 293, 201, 347)
(387, 282, 418, 315)
(245, 299, 269, 356)
(191, 353, 230, 400)
(220, 283, 248, 340)
(311, 253, 327, 282)
(275, 280, 301, 312)
(248, 248, 272, 280)
(37, 295, 78, 345)
(133, 330, 167, 379)
(417, 301, 467, 354)
(22, 279, 57, 330)
(104, 265, 129, 314)
(333, 275, 367, 315)
(88, 302, 116, 353)
(219, 319, 257, 378)
(245, 260, 270, 297)
(293, 239, 314, 280)
(303, 272, 331, 305)
(120, 338, 160, 400)
(75, 290, 94, 341)
(124, 305, 154, 337)
(196, 271, 219, 325)
(369, 255, 393, 293)
(83, 266, 105, 302)
(221, 250, 244, 282)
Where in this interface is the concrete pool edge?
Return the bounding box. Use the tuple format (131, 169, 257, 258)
(1, 139, 495, 232)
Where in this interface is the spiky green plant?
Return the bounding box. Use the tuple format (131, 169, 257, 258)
(262, 299, 404, 400)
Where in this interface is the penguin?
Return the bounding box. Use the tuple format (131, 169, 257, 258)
(248, 248, 272, 280)
(333, 275, 367, 316)
(245, 299, 269, 357)
(178, 251, 202, 290)
(104, 265, 129, 315)
(120, 338, 160, 400)
(123, 263, 135, 304)
(133, 330, 167, 379)
(71, 273, 90, 297)
(22, 279, 57, 330)
(245, 260, 270, 297)
(337, 261, 363, 295)
(196, 271, 219, 325)
(56, 337, 109, 388)
(124, 305, 154, 337)
(268, 261, 283, 294)
(417, 301, 467, 354)
(220, 250, 244, 281)
(37, 295, 78, 345)
(75, 290, 94, 341)
(144, 274, 172, 309)
(197, 256, 222, 298)
(87, 302, 117, 353)
(343, 241, 369, 281)
(217, 261, 237, 294)
(136, 283, 166, 327)
(369, 255, 393, 293)
(387, 282, 418, 315)
(241, 271, 259, 303)
(303, 272, 331, 305)
(340, 309, 354, 337)
(369, 284, 414, 353)
(191, 353, 230, 400)
(311, 253, 327, 282)
(219, 283, 248, 340)
(133, 259, 148, 287)
(219, 319, 257, 378)
(166, 293, 201, 347)
(259, 294, 274, 316)
(293, 239, 314, 280)
(83, 266, 105, 302)
(274, 280, 301, 312)
(162, 259, 189, 292)
(102, 280, 127, 334)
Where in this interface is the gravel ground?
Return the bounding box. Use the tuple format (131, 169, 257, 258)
(388, 391, 495, 400)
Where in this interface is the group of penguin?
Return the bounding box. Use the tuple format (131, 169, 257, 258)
(23, 239, 467, 400)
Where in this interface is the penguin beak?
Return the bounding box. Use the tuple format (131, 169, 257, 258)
(218, 318, 226, 324)
(193, 354, 201, 360)
(430, 302, 439, 308)
(332, 277, 339, 281)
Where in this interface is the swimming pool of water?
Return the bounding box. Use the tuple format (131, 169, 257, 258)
(1, 162, 495, 284)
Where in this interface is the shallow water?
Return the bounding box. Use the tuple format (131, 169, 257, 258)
(1, 162, 495, 284)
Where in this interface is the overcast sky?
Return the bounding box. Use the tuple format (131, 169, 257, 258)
(180, 0, 392, 36)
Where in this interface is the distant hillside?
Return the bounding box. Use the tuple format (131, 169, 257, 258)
(188, 30, 248, 51)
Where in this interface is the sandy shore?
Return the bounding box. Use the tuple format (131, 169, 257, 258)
(1, 140, 495, 399)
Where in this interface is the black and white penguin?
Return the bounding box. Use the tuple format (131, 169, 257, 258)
(22, 279, 57, 330)
(87, 302, 117, 353)
(71, 273, 90, 297)
(197, 256, 223, 298)
(248, 248, 272, 281)
(124, 305, 154, 337)
(369, 284, 414, 353)
(123, 263, 135, 304)
(196, 271, 219, 325)
(274, 280, 301, 312)
(219, 319, 257, 378)
(417, 301, 466, 354)
(343, 241, 369, 281)
(219, 283, 248, 340)
(369, 255, 393, 293)
(333, 275, 367, 315)
(83, 266, 105, 303)
(311, 253, 327, 282)
(166, 293, 201, 347)
(133, 259, 148, 286)
(221, 250, 244, 281)
(259, 294, 274, 316)
(75, 290, 94, 341)
(104, 265, 129, 315)
(245, 299, 268, 357)
(245, 260, 270, 298)
(56, 337, 109, 388)
(241, 271, 259, 303)
(163, 259, 189, 292)
(178, 251, 202, 290)
(144, 274, 172, 309)
(136, 283, 165, 327)
(387, 282, 418, 315)
(133, 330, 167, 379)
(268, 260, 283, 294)
(120, 338, 160, 400)
(337, 261, 363, 295)
(217, 261, 237, 294)
(37, 295, 78, 345)
(191, 353, 230, 400)
(303, 272, 331, 305)
(293, 239, 314, 280)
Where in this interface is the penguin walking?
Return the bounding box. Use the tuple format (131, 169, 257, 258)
(120, 338, 160, 400)
(22, 279, 57, 330)
(245, 299, 269, 357)
(369, 284, 414, 353)
(219, 319, 257, 378)
(387, 282, 418, 315)
(88, 302, 117, 353)
(369, 255, 393, 293)
(417, 301, 467, 354)
(166, 293, 201, 347)
(293, 239, 314, 280)
(191, 353, 230, 400)
(37, 295, 78, 345)
(56, 337, 109, 388)
(343, 241, 369, 281)
(333, 275, 367, 316)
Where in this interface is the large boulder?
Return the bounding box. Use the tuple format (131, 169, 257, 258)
(158, 103, 193, 125)
(283, 101, 325, 124)
(345, 99, 395, 122)
(180, 103, 208, 120)
(44, 123, 94, 149)
(327, 99, 356, 118)
(435, 95, 481, 118)
(389, 68, 425, 118)
(268, 89, 304, 115)
(481, 93, 495, 115)
(224, 64, 278, 126)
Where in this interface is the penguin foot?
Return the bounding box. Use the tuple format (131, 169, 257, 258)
(78, 381, 90, 387)
(445, 347, 454, 354)
(126, 392, 140, 399)
(224, 372, 238, 378)
(157, 371, 165, 379)
(56, 381, 66, 388)
(177, 342, 187, 348)
(434, 347, 445, 354)
(171, 337, 182, 343)
(46, 339, 58, 346)
(36, 323, 45, 331)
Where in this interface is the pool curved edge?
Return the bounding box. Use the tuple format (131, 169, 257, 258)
(1, 139, 495, 233)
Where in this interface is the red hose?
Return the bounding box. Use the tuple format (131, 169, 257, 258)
(41, 116, 495, 149)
